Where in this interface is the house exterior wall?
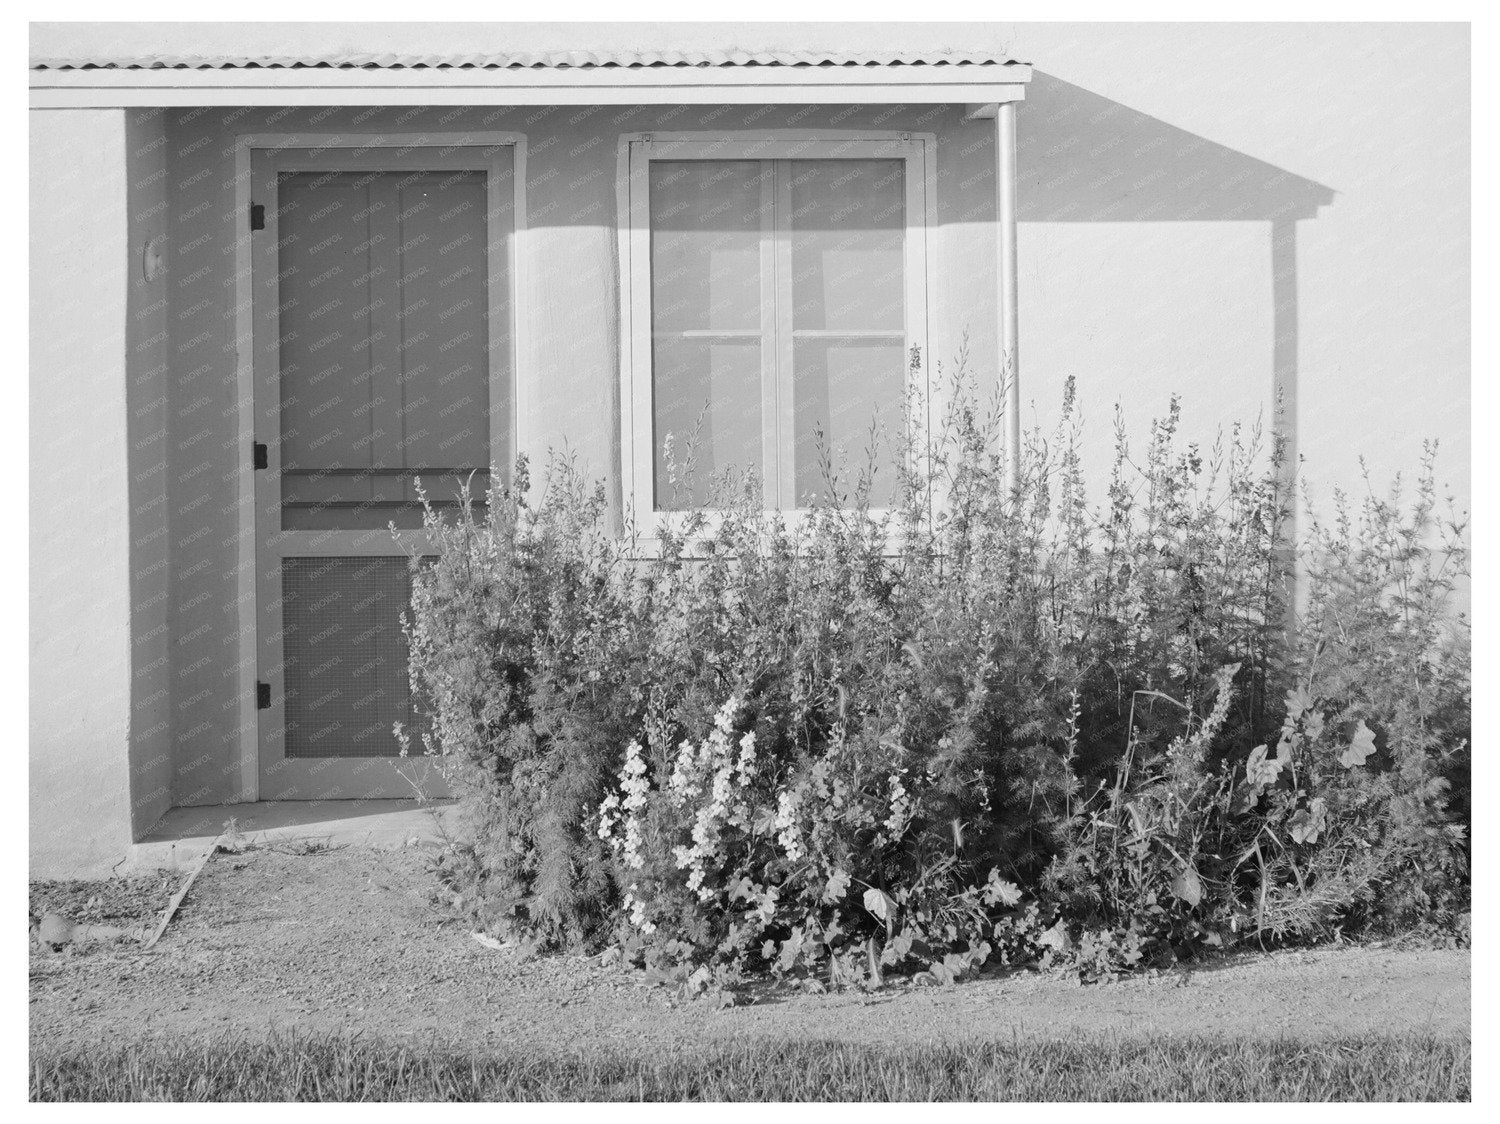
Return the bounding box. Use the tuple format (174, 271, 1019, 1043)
(124, 108, 176, 840)
(30, 109, 158, 875)
(1005, 22, 1469, 525)
(30, 107, 173, 875)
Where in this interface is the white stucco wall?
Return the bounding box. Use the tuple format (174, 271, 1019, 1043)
(30, 107, 174, 874)
(29, 110, 136, 876)
(1006, 22, 1469, 522)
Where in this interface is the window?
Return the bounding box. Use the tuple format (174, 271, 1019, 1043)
(621, 135, 931, 519)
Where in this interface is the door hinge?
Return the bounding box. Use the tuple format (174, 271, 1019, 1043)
(253, 441, 268, 470)
(257, 681, 272, 710)
(250, 202, 265, 231)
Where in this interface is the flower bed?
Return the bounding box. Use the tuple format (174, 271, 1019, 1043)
(403, 369, 1470, 990)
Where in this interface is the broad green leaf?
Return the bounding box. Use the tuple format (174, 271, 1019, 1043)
(1286, 686, 1314, 719)
(1245, 744, 1283, 790)
(1340, 720, 1377, 768)
(1276, 730, 1297, 760)
(863, 887, 896, 923)
(778, 928, 805, 971)
(1288, 807, 1316, 844)
(1038, 919, 1069, 951)
(822, 869, 851, 904)
(982, 868, 1023, 907)
(1289, 797, 1328, 845)
(1170, 864, 1202, 908)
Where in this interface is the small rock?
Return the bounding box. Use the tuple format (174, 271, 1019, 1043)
(39, 913, 75, 949)
(73, 924, 126, 944)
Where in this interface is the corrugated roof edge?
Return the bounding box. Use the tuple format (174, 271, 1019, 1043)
(31, 49, 1025, 71)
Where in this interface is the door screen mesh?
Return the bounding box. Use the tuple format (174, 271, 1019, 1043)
(281, 556, 414, 759)
(276, 169, 494, 530)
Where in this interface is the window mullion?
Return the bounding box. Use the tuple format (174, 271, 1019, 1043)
(772, 159, 796, 511)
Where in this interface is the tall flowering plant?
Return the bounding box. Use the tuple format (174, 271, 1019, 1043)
(593, 688, 1026, 987)
(407, 363, 1469, 983)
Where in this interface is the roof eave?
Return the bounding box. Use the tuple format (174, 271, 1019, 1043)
(29, 61, 1032, 109)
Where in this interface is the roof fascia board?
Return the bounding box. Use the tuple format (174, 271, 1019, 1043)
(31, 81, 1029, 110)
(31, 63, 1029, 88)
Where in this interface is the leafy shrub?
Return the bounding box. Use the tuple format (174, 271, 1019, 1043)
(402, 462, 641, 947)
(403, 361, 1469, 986)
(1042, 444, 1470, 974)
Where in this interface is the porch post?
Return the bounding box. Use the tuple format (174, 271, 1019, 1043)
(996, 101, 1021, 492)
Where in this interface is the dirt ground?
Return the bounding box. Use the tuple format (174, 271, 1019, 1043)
(29, 843, 1470, 1054)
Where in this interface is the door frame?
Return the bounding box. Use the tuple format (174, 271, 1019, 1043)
(232, 131, 528, 802)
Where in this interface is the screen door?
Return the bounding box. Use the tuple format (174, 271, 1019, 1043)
(250, 144, 514, 799)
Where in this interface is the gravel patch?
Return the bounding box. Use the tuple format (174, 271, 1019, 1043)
(29, 844, 1470, 1053)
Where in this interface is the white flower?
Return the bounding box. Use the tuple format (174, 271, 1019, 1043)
(600, 741, 653, 862)
(882, 771, 914, 840)
(775, 787, 803, 862)
(713, 696, 742, 735)
(735, 731, 757, 785)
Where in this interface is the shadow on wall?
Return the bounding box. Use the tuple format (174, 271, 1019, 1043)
(1017, 71, 1336, 474)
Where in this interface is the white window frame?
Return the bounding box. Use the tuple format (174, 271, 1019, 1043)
(616, 130, 936, 541)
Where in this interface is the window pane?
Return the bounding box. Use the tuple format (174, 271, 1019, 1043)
(793, 339, 905, 507)
(788, 159, 906, 506)
(652, 338, 762, 510)
(650, 162, 766, 333)
(650, 161, 769, 509)
(788, 159, 905, 331)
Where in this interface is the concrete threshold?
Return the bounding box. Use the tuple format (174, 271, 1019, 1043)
(130, 799, 461, 871)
